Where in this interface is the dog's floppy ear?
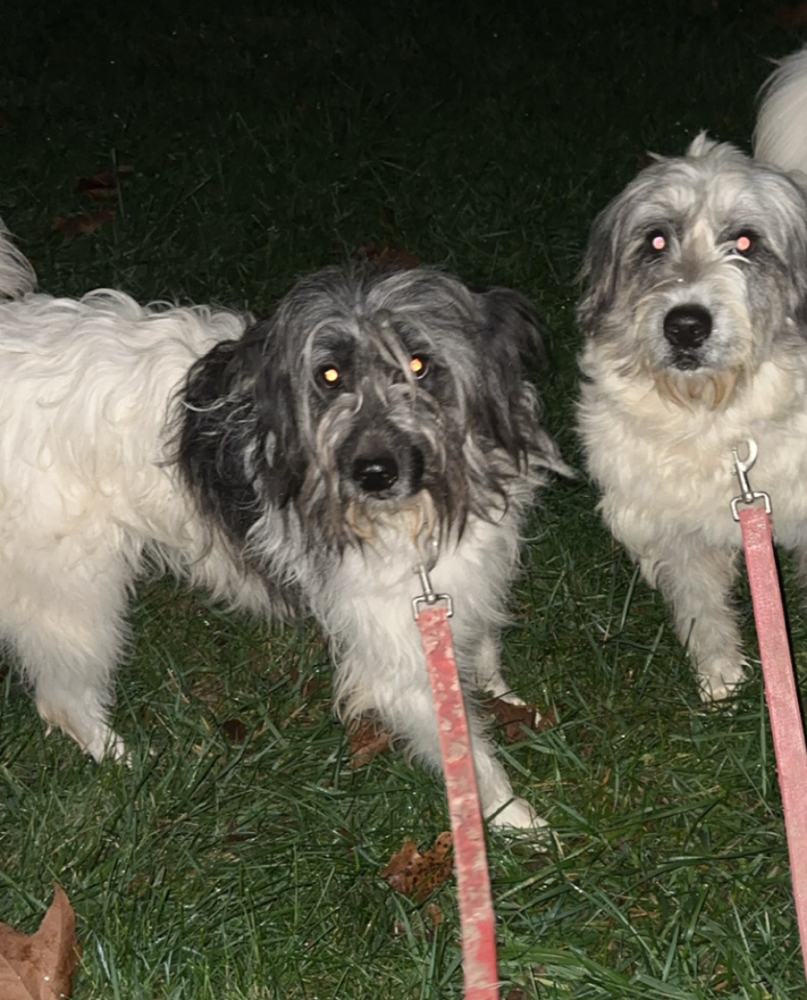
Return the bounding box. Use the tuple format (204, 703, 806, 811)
(482, 287, 547, 371)
(577, 204, 621, 334)
(178, 337, 264, 542)
(474, 287, 548, 459)
(178, 320, 305, 544)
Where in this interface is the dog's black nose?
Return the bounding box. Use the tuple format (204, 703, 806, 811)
(352, 455, 399, 493)
(663, 304, 712, 350)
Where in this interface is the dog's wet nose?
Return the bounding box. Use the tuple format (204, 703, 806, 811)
(663, 304, 712, 349)
(352, 455, 399, 493)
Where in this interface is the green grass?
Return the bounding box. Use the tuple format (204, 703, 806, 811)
(1, 0, 806, 996)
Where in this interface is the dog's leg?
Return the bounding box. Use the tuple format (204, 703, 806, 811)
(16, 618, 126, 762)
(331, 619, 545, 831)
(472, 631, 526, 706)
(372, 678, 545, 831)
(467, 720, 545, 830)
(646, 544, 747, 701)
(3, 557, 130, 761)
(321, 537, 545, 831)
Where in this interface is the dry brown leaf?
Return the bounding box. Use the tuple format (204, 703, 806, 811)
(353, 243, 421, 269)
(52, 209, 115, 243)
(775, 3, 807, 29)
(380, 832, 453, 902)
(220, 717, 248, 744)
(74, 173, 116, 201)
(74, 166, 133, 201)
(0, 883, 80, 999)
(349, 719, 391, 768)
(483, 697, 557, 744)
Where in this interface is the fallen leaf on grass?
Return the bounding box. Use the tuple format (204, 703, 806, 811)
(0, 884, 80, 999)
(353, 243, 421, 268)
(52, 209, 115, 242)
(381, 832, 453, 902)
(349, 719, 391, 768)
(74, 167, 131, 201)
(220, 717, 248, 744)
(483, 697, 557, 743)
(775, 3, 807, 29)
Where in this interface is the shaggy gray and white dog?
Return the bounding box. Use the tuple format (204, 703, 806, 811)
(577, 49, 807, 701)
(0, 227, 567, 829)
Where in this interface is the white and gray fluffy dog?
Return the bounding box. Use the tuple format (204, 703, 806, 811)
(577, 49, 807, 701)
(0, 228, 567, 829)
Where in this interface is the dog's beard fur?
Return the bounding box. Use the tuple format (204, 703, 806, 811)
(0, 239, 568, 831)
(577, 114, 807, 703)
(651, 368, 741, 409)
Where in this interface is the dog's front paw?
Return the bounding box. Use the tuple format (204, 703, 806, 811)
(698, 657, 748, 702)
(477, 669, 527, 707)
(491, 690, 527, 708)
(80, 726, 127, 763)
(487, 796, 546, 832)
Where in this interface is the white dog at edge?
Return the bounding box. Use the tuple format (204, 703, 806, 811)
(578, 48, 807, 701)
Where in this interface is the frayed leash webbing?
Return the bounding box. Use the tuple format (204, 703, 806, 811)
(416, 604, 499, 1000)
(739, 506, 807, 981)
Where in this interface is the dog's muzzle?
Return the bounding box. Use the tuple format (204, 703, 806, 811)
(663, 304, 712, 370)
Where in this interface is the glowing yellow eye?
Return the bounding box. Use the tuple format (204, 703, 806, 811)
(321, 366, 340, 386)
(409, 356, 428, 378)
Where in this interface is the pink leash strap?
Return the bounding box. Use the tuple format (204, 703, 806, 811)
(736, 500, 807, 980)
(416, 601, 499, 1000)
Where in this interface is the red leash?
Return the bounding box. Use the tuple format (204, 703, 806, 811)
(414, 568, 499, 1000)
(733, 443, 807, 980)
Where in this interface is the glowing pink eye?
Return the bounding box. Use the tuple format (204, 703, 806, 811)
(652, 234, 666, 250)
(735, 233, 754, 254)
(647, 230, 667, 252)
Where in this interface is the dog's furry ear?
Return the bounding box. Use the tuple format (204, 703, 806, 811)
(577, 205, 621, 334)
(474, 288, 548, 459)
(178, 337, 264, 542)
(483, 288, 546, 376)
(178, 322, 305, 543)
(482, 287, 547, 371)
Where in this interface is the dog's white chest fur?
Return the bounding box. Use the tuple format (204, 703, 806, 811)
(580, 352, 807, 558)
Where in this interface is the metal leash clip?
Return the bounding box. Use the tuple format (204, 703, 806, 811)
(730, 439, 771, 521)
(412, 561, 454, 621)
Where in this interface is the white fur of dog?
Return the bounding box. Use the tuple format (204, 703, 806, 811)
(577, 49, 807, 701)
(0, 228, 568, 830)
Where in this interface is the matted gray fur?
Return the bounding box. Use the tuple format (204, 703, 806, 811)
(577, 48, 807, 701)
(0, 232, 567, 831)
